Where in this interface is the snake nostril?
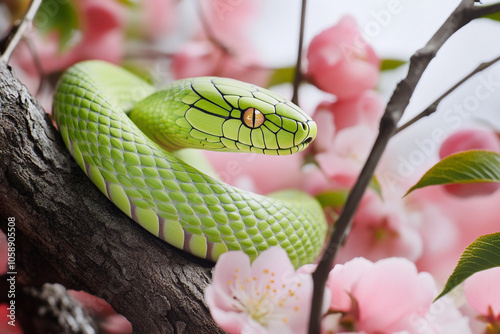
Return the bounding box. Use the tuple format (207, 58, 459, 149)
(304, 137, 313, 144)
(300, 123, 307, 131)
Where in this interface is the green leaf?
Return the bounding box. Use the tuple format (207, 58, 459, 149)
(315, 175, 381, 208)
(268, 67, 295, 87)
(369, 175, 382, 198)
(405, 150, 500, 196)
(482, 11, 500, 22)
(316, 190, 348, 209)
(436, 232, 500, 300)
(380, 59, 407, 71)
(117, 0, 137, 6)
(35, 0, 79, 52)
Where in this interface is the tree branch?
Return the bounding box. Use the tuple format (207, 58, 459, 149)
(291, 0, 307, 105)
(308, 0, 496, 332)
(470, 1, 500, 19)
(395, 54, 500, 135)
(11, 282, 97, 334)
(0, 0, 42, 63)
(0, 61, 222, 333)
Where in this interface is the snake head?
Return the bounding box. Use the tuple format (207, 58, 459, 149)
(130, 77, 317, 155)
(180, 77, 317, 155)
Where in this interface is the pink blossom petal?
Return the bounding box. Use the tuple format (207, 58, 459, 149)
(249, 247, 318, 332)
(315, 151, 360, 186)
(200, 0, 257, 55)
(83, 0, 125, 38)
(13, 0, 125, 75)
(464, 266, 500, 316)
(204, 151, 305, 194)
(172, 39, 270, 87)
(439, 128, 500, 158)
(205, 285, 249, 333)
(241, 319, 270, 334)
(329, 91, 384, 131)
(306, 16, 380, 99)
(313, 105, 336, 153)
(296, 264, 317, 275)
(336, 191, 423, 263)
(172, 40, 223, 79)
(140, 0, 175, 39)
(100, 314, 132, 334)
(414, 204, 461, 282)
(315, 124, 376, 188)
(211, 250, 253, 299)
(353, 258, 435, 332)
(409, 295, 472, 334)
(69, 290, 115, 317)
(327, 257, 373, 312)
(250, 247, 296, 286)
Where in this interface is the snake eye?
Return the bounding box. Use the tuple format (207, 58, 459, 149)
(242, 108, 265, 128)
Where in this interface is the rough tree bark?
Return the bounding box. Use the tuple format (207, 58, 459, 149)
(0, 61, 223, 333)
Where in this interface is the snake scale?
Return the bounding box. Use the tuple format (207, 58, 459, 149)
(53, 60, 327, 268)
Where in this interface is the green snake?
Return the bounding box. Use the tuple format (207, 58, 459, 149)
(53, 60, 327, 268)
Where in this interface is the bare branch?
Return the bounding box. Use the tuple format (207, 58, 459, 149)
(291, 0, 307, 105)
(0, 0, 42, 63)
(471, 1, 500, 19)
(395, 55, 500, 134)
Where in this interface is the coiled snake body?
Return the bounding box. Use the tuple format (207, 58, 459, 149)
(53, 61, 326, 267)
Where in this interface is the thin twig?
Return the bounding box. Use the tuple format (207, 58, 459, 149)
(291, 0, 307, 105)
(0, 0, 42, 63)
(307, 0, 499, 332)
(395, 55, 500, 135)
(471, 1, 500, 18)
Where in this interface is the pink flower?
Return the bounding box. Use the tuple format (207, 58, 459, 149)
(172, 2, 269, 86)
(324, 257, 470, 333)
(306, 16, 380, 99)
(415, 187, 500, 283)
(335, 190, 423, 264)
(136, 0, 176, 40)
(70, 290, 132, 334)
(171, 39, 270, 87)
(100, 314, 133, 334)
(204, 247, 330, 334)
(327, 91, 384, 131)
(198, 0, 257, 54)
(314, 123, 377, 188)
(311, 104, 336, 153)
(204, 151, 306, 195)
(413, 203, 461, 282)
(464, 267, 500, 332)
(70, 290, 116, 317)
(310, 91, 384, 190)
(439, 128, 500, 198)
(13, 0, 125, 76)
